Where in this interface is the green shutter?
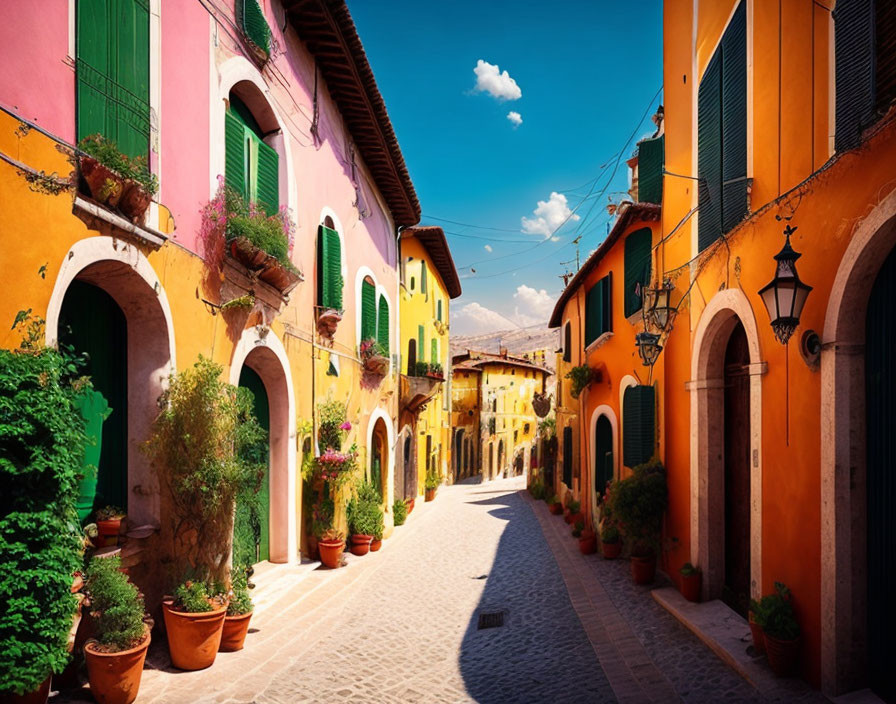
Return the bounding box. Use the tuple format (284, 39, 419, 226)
(318, 226, 343, 310)
(624, 229, 652, 317)
(421, 263, 428, 296)
(834, 0, 875, 152)
(698, 49, 723, 251)
(585, 274, 612, 345)
(562, 426, 573, 487)
(437, 299, 443, 322)
(377, 295, 390, 354)
(721, 2, 747, 233)
(603, 273, 613, 334)
(77, 0, 149, 160)
(225, 111, 248, 199)
(431, 338, 438, 364)
(637, 135, 664, 205)
(361, 280, 376, 342)
(256, 138, 279, 216)
(418, 325, 425, 364)
(623, 385, 655, 468)
(239, 0, 271, 56)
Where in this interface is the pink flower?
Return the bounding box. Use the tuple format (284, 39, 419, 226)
(340, 421, 352, 431)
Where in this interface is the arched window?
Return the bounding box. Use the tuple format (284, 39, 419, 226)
(563, 322, 572, 362)
(360, 277, 376, 341)
(318, 216, 343, 310)
(377, 294, 390, 354)
(225, 93, 278, 215)
(407, 338, 416, 374)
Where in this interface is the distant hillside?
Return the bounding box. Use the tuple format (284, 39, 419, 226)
(450, 324, 560, 370)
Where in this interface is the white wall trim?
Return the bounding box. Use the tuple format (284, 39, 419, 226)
(367, 406, 396, 511)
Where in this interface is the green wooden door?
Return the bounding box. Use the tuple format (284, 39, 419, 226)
(594, 415, 613, 499)
(236, 366, 270, 564)
(59, 281, 128, 516)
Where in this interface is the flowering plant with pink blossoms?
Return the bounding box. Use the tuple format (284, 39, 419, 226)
(314, 443, 358, 488)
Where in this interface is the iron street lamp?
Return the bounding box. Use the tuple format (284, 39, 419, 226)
(644, 279, 675, 332)
(635, 331, 662, 367)
(758, 225, 813, 345)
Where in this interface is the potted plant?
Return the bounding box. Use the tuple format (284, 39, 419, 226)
(579, 525, 597, 555)
(572, 520, 584, 539)
(0, 327, 88, 703)
(360, 339, 389, 377)
(426, 363, 444, 381)
(608, 460, 667, 584)
(347, 481, 381, 556)
(548, 495, 563, 515)
(220, 570, 253, 652)
(94, 506, 126, 547)
(528, 479, 546, 501)
(755, 582, 801, 676)
(144, 357, 263, 670)
(162, 581, 227, 671)
(566, 499, 583, 526)
(414, 361, 430, 377)
(679, 563, 702, 603)
(565, 364, 595, 399)
(83, 555, 150, 704)
(424, 467, 440, 501)
(316, 307, 343, 339)
(77, 135, 158, 223)
(318, 528, 345, 569)
(393, 499, 408, 527)
(600, 523, 622, 559)
(747, 598, 766, 655)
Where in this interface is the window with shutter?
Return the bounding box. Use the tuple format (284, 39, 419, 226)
(418, 325, 425, 366)
(377, 295, 389, 354)
(698, 1, 746, 251)
(563, 322, 571, 362)
(563, 426, 573, 487)
(624, 228, 652, 318)
(585, 274, 612, 346)
(360, 279, 376, 342)
(225, 111, 247, 199)
(227, 96, 279, 214)
(317, 226, 343, 310)
(623, 385, 655, 468)
(431, 338, 438, 364)
(77, 0, 150, 160)
(421, 263, 428, 296)
(238, 0, 271, 56)
(637, 135, 664, 205)
(256, 140, 279, 216)
(437, 299, 443, 322)
(834, 0, 875, 152)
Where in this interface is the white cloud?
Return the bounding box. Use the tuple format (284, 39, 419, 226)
(507, 111, 522, 127)
(513, 285, 555, 326)
(521, 192, 580, 238)
(473, 60, 522, 101)
(484, 244, 493, 252)
(454, 302, 512, 335)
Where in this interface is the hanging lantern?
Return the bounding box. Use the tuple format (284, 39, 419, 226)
(644, 278, 675, 332)
(635, 331, 662, 367)
(758, 225, 813, 345)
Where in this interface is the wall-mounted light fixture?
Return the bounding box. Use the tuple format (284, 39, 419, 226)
(758, 225, 813, 345)
(635, 331, 662, 367)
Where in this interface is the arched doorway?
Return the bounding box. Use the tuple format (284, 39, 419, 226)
(497, 440, 504, 478)
(690, 288, 764, 602)
(723, 322, 751, 616)
(454, 430, 463, 481)
(488, 442, 494, 479)
(370, 417, 388, 500)
(235, 365, 271, 566)
(230, 337, 293, 565)
(594, 415, 613, 499)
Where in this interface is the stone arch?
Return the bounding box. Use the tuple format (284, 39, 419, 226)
(588, 405, 618, 523)
(230, 327, 297, 564)
(215, 56, 295, 210)
(820, 187, 896, 695)
(45, 237, 176, 528)
(367, 407, 395, 507)
(688, 287, 765, 601)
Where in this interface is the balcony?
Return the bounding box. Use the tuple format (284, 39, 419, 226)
(400, 373, 443, 414)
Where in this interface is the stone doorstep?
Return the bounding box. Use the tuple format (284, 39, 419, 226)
(651, 587, 828, 699)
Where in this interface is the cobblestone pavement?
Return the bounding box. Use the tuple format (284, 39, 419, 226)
(58, 477, 829, 703)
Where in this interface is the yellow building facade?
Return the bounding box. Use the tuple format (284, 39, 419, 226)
(397, 227, 461, 499)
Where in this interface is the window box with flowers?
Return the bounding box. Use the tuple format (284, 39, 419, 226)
(360, 339, 389, 378)
(77, 134, 158, 225)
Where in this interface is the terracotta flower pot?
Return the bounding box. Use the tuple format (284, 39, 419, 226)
(549, 503, 563, 515)
(631, 554, 657, 584)
(95, 518, 122, 547)
(350, 534, 373, 556)
(80, 156, 124, 207)
(680, 571, 702, 602)
(363, 355, 389, 377)
(601, 541, 621, 559)
(118, 180, 151, 224)
(84, 631, 150, 704)
(425, 488, 436, 502)
(370, 538, 382, 552)
(219, 611, 253, 652)
(1, 675, 51, 704)
(318, 539, 344, 568)
(578, 534, 597, 555)
(162, 601, 226, 671)
(748, 610, 765, 655)
(568, 512, 584, 526)
(764, 632, 800, 677)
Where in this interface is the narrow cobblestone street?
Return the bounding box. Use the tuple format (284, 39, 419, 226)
(54, 477, 827, 704)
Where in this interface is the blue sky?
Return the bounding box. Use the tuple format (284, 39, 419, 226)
(348, 1, 663, 335)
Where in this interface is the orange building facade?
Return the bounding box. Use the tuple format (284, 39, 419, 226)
(553, 1, 896, 696)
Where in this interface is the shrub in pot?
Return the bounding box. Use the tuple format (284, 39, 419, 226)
(392, 499, 408, 527)
(566, 499, 583, 526)
(83, 555, 150, 704)
(162, 581, 227, 671)
(679, 562, 702, 603)
(0, 329, 88, 702)
(318, 528, 345, 569)
(347, 482, 381, 556)
(94, 506, 126, 547)
(578, 525, 597, 555)
(547, 495, 563, 515)
(424, 467, 440, 501)
(747, 598, 766, 655)
(755, 582, 800, 676)
(607, 460, 667, 584)
(528, 479, 545, 501)
(220, 570, 253, 652)
(600, 523, 622, 559)
(144, 357, 264, 669)
(77, 135, 158, 223)
(572, 520, 584, 539)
